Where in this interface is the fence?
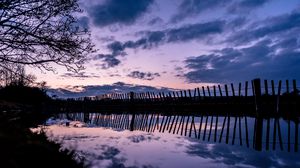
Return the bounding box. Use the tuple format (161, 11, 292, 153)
(73, 79, 298, 101)
(51, 79, 300, 115)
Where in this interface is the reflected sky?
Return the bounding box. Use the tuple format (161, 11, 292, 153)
(39, 114, 300, 168)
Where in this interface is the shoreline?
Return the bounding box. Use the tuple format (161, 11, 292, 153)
(0, 101, 86, 168)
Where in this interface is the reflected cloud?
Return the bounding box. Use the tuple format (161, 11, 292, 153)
(127, 134, 160, 143)
(186, 139, 300, 167)
(41, 114, 300, 168)
(97, 145, 121, 160)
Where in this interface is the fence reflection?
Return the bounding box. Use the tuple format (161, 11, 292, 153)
(59, 112, 299, 152)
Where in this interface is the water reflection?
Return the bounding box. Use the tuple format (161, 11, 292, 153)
(43, 112, 300, 168)
(57, 112, 299, 152)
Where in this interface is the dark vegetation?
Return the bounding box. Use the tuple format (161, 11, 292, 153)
(0, 84, 86, 168)
(0, 113, 85, 168)
(0, 84, 50, 105)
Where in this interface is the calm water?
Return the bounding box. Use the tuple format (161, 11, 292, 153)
(37, 113, 300, 168)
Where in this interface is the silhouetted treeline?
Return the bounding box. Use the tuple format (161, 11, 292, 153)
(0, 84, 53, 126)
(0, 85, 50, 105)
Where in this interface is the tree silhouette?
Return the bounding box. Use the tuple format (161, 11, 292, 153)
(0, 0, 94, 73)
(0, 65, 36, 86)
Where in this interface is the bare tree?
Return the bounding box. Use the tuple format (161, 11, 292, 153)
(0, 0, 94, 73)
(0, 64, 36, 86)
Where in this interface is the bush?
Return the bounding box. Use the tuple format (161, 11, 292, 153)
(0, 85, 50, 105)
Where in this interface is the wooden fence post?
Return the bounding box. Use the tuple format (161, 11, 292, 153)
(218, 85, 223, 97)
(231, 83, 235, 97)
(252, 79, 263, 151)
(264, 80, 268, 95)
(277, 80, 282, 112)
(253, 78, 262, 113)
(286, 80, 289, 94)
(293, 80, 297, 95)
(188, 89, 192, 98)
(129, 92, 136, 131)
(197, 87, 201, 98)
(271, 80, 275, 96)
(238, 83, 241, 97)
(207, 86, 211, 97)
(245, 81, 248, 97)
(225, 85, 229, 97)
(213, 86, 217, 97)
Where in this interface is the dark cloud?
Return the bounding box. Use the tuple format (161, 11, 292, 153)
(91, 41, 129, 69)
(87, 0, 154, 27)
(107, 20, 225, 53)
(171, 0, 271, 22)
(107, 41, 126, 55)
(98, 36, 115, 42)
(226, 17, 247, 30)
(96, 20, 224, 69)
(71, 16, 89, 32)
(127, 71, 160, 80)
(228, 11, 300, 45)
(92, 54, 122, 69)
(121, 31, 166, 50)
(167, 21, 224, 42)
(182, 10, 300, 83)
(171, 0, 229, 22)
(184, 38, 300, 83)
(228, 0, 271, 13)
(60, 72, 100, 79)
(148, 17, 163, 26)
(108, 73, 121, 77)
(238, 0, 270, 7)
(47, 82, 176, 98)
(76, 16, 89, 30)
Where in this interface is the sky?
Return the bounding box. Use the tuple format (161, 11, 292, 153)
(30, 0, 300, 97)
